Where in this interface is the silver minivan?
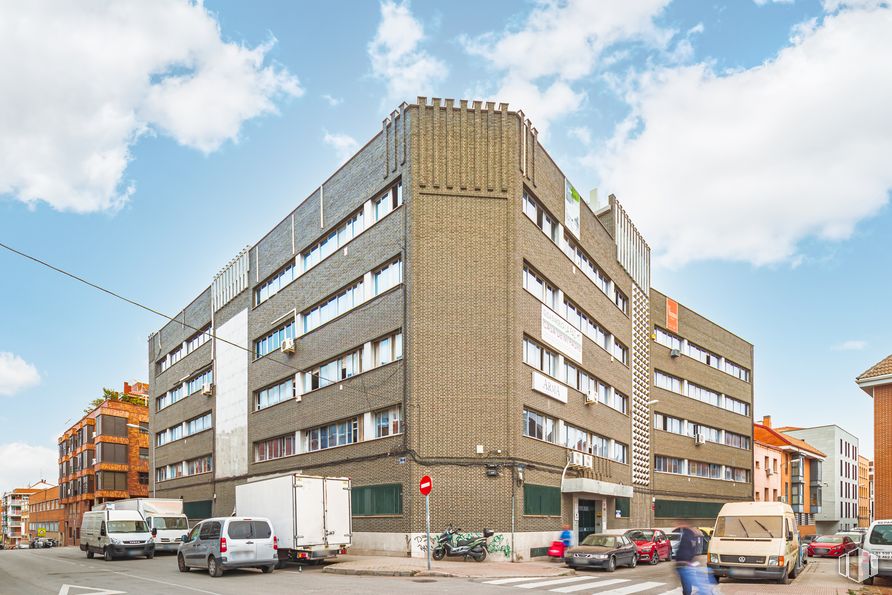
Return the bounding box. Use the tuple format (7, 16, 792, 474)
(177, 517, 277, 577)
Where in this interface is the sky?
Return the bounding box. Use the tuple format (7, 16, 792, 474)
(0, 0, 890, 491)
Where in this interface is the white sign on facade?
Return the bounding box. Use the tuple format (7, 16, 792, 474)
(541, 304, 583, 362)
(564, 179, 581, 238)
(532, 371, 568, 403)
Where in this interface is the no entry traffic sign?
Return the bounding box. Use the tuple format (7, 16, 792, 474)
(419, 475, 432, 496)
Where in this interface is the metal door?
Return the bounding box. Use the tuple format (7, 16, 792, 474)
(578, 499, 599, 543)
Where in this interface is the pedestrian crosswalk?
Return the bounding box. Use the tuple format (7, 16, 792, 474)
(482, 575, 680, 594)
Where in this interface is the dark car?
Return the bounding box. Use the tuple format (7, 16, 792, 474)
(625, 529, 672, 564)
(564, 533, 638, 572)
(807, 535, 858, 558)
(672, 526, 709, 555)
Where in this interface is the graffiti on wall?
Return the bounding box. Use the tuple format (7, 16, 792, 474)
(411, 532, 511, 559)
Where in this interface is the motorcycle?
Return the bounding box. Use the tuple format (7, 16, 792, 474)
(431, 525, 494, 562)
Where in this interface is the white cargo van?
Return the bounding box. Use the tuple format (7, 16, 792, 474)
(707, 501, 801, 584)
(235, 474, 351, 565)
(862, 519, 892, 584)
(80, 510, 154, 561)
(95, 498, 189, 553)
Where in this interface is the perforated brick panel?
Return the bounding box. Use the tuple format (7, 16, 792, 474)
(631, 284, 651, 486)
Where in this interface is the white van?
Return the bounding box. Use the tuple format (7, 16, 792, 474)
(862, 519, 892, 583)
(80, 510, 154, 561)
(707, 501, 801, 584)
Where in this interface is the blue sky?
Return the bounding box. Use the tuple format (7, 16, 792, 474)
(1, 0, 889, 489)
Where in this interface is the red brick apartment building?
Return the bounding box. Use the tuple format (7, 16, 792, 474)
(57, 383, 150, 545)
(858, 354, 892, 520)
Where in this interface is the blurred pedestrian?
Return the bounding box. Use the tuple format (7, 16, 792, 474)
(560, 524, 572, 549)
(675, 523, 715, 594)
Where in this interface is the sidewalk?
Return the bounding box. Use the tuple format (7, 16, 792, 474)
(322, 554, 574, 578)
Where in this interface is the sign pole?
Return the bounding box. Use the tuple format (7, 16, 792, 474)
(425, 493, 431, 570)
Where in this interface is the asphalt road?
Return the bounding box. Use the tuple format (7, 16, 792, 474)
(0, 547, 865, 595)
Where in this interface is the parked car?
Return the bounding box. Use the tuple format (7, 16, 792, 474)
(564, 533, 638, 572)
(667, 532, 682, 558)
(707, 501, 801, 584)
(807, 535, 858, 558)
(838, 531, 865, 547)
(672, 526, 709, 555)
(80, 509, 154, 561)
(177, 517, 277, 577)
(624, 529, 672, 564)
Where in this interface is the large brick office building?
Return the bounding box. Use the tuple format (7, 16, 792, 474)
(58, 385, 150, 545)
(148, 98, 754, 559)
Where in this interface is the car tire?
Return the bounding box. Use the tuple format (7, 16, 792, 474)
(629, 554, 638, 568)
(104, 548, 113, 562)
(208, 556, 223, 578)
(790, 561, 799, 579)
(178, 554, 190, 572)
(606, 556, 616, 572)
(262, 565, 275, 573)
(650, 552, 660, 565)
(86, 550, 94, 559)
(146, 551, 154, 560)
(275, 558, 287, 570)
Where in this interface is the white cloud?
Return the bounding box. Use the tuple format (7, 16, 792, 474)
(0, 0, 302, 213)
(833, 340, 868, 351)
(323, 131, 360, 163)
(568, 126, 593, 146)
(0, 443, 57, 491)
(462, 0, 671, 134)
(593, 5, 892, 267)
(754, 0, 795, 5)
(368, 1, 447, 104)
(322, 94, 343, 107)
(0, 353, 40, 397)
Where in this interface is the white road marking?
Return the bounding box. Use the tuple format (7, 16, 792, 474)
(655, 589, 682, 594)
(593, 581, 666, 594)
(58, 585, 125, 595)
(550, 579, 630, 593)
(110, 572, 222, 595)
(485, 577, 553, 585)
(518, 576, 596, 589)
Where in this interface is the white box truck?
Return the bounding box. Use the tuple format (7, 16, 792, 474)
(94, 498, 189, 553)
(235, 474, 351, 564)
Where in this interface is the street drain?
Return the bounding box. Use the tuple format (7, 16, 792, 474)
(412, 578, 437, 583)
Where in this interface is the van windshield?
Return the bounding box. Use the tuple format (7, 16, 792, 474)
(869, 525, 892, 546)
(108, 520, 148, 533)
(153, 517, 188, 530)
(714, 516, 782, 538)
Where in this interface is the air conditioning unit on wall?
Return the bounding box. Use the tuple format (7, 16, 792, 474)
(201, 383, 215, 397)
(281, 338, 296, 354)
(694, 433, 706, 445)
(670, 348, 681, 358)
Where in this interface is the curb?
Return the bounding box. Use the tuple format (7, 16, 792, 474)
(323, 566, 576, 579)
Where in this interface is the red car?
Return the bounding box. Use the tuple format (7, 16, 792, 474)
(807, 535, 858, 558)
(624, 529, 672, 564)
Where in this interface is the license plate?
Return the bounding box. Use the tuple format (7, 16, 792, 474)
(876, 551, 892, 559)
(731, 568, 755, 577)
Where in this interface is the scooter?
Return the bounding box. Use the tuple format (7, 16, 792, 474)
(431, 525, 494, 562)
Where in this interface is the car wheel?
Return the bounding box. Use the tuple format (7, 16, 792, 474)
(262, 565, 274, 573)
(208, 556, 223, 578)
(104, 548, 113, 562)
(606, 556, 616, 572)
(177, 554, 190, 572)
(629, 553, 638, 568)
(146, 551, 154, 560)
(650, 551, 660, 565)
(86, 550, 94, 559)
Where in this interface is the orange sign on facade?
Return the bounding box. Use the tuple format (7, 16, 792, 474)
(666, 298, 679, 333)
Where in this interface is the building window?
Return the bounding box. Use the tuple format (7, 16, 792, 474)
(523, 484, 561, 516)
(655, 455, 684, 475)
(724, 432, 751, 450)
(686, 382, 720, 407)
(256, 377, 294, 411)
(305, 350, 361, 392)
(612, 339, 628, 365)
(185, 455, 212, 476)
(254, 434, 296, 462)
(523, 337, 558, 377)
(724, 359, 750, 382)
(255, 262, 296, 306)
(723, 395, 750, 416)
(689, 423, 721, 444)
(307, 417, 360, 452)
(725, 467, 750, 482)
(186, 369, 213, 395)
(591, 433, 609, 458)
(654, 412, 684, 435)
(523, 409, 557, 443)
(373, 182, 403, 221)
(687, 342, 721, 368)
(96, 471, 127, 491)
(563, 424, 590, 453)
(654, 370, 682, 393)
(373, 258, 403, 295)
(303, 209, 366, 272)
(523, 265, 559, 311)
(373, 331, 403, 366)
(612, 391, 629, 415)
(564, 235, 613, 298)
(255, 322, 295, 358)
(185, 326, 211, 355)
(156, 384, 185, 411)
(303, 281, 364, 334)
(138, 472, 149, 485)
(352, 484, 402, 516)
(96, 415, 127, 437)
(614, 288, 628, 314)
(139, 447, 149, 460)
(374, 406, 403, 438)
(689, 461, 723, 480)
(521, 191, 559, 243)
(655, 327, 682, 351)
(185, 413, 212, 436)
